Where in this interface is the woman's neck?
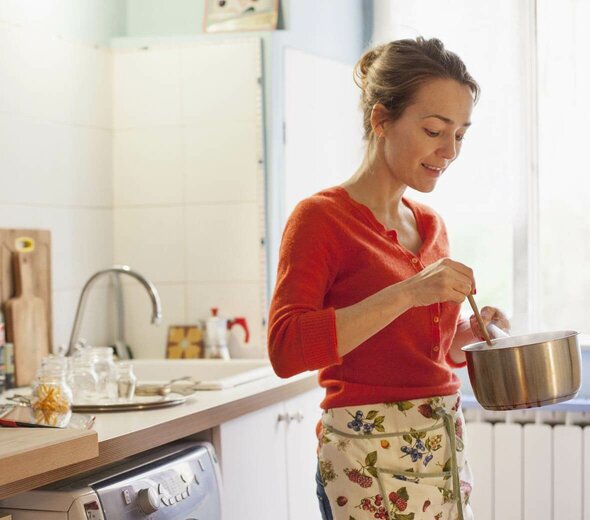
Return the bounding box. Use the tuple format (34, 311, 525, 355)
(341, 154, 407, 220)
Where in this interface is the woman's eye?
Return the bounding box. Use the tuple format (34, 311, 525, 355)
(425, 129, 466, 141)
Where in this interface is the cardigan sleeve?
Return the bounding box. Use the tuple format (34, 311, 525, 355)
(445, 317, 469, 369)
(267, 198, 342, 378)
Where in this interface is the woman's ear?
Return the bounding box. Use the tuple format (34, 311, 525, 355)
(370, 103, 389, 138)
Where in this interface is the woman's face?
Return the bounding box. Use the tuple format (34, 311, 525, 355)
(379, 78, 474, 193)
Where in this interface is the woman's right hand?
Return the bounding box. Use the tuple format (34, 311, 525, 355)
(405, 257, 475, 307)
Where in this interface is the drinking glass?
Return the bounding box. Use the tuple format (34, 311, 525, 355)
(116, 362, 137, 402)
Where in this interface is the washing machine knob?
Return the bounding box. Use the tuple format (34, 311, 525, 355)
(137, 487, 160, 514)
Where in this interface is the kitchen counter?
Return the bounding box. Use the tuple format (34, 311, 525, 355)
(0, 368, 318, 500)
(3, 367, 588, 501)
(0, 428, 97, 487)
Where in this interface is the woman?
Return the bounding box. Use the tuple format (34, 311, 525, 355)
(268, 37, 509, 520)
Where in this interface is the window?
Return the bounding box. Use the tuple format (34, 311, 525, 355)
(537, 0, 590, 338)
(373, 0, 589, 339)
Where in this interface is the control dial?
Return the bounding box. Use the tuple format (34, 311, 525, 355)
(137, 487, 160, 514)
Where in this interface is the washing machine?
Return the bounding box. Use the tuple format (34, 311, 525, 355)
(0, 441, 221, 519)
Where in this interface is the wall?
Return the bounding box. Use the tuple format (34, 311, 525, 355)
(124, 0, 372, 57)
(0, 1, 370, 356)
(119, 0, 371, 350)
(123, 0, 371, 294)
(0, 0, 125, 45)
(0, 1, 125, 350)
(111, 38, 267, 359)
(126, 0, 203, 36)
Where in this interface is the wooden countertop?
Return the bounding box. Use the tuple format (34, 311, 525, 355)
(0, 370, 318, 500)
(0, 428, 98, 487)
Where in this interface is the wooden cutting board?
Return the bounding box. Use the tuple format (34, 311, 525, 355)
(0, 229, 52, 386)
(4, 252, 50, 385)
(0, 229, 52, 348)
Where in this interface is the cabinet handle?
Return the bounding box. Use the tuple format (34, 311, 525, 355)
(277, 413, 290, 423)
(289, 411, 304, 423)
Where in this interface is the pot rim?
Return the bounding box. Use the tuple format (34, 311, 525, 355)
(461, 329, 579, 352)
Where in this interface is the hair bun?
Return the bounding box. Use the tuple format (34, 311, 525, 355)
(353, 44, 385, 89)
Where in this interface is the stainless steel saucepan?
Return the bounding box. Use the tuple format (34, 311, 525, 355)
(461, 295, 582, 410)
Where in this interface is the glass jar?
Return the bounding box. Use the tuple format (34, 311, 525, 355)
(40, 354, 69, 372)
(68, 357, 99, 403)
(116, 362, 137, 402)
(31, 366, 73, 413)
(88, 347, 118, 401)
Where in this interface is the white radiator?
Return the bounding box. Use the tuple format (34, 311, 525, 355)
(464, 407, 590, 520)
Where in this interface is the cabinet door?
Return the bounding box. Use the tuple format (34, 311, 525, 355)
(284, 387, 325, 520)
(215, 401, 288, 520)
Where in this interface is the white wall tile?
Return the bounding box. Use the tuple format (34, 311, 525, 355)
(113, 47, 182, 129)
(180, 40, 260, 124)
(113, 206, 185, 283)
(0, 114, 49, 204)
(184, 121, 259, 203)
(59, 125, 112, 207)
(0, 1, 61, 32)
(0, 25, 20, 115)
(0, 23, 111, 127)
(74, 127, 113, 206)
(56, 208, 114, 290)
(0, 114, 111, 208)
(64, 44, 112, 128)
(122, 283, 185, 359)
(0, 25, 69, 121)
(114, 127, 184, 206)
(186, 282, 266, 357)
(53, 284, 113, 352)
(185, 203, 262, 283)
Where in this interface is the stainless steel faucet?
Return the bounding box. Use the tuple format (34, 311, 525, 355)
(67, 265, 162, 356)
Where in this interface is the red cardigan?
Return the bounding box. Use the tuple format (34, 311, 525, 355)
(268, 186, 466, 411)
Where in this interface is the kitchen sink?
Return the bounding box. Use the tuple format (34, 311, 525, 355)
(130, 358, 275, 390)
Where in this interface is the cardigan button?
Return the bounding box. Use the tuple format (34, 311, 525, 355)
(411, 257, 419, 264)
(432, 345, 440, 352)
(433, 316, 440, 324)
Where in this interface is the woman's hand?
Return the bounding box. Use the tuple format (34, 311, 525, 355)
(469, 306, 510, 340)
(405, 257, 475, 307)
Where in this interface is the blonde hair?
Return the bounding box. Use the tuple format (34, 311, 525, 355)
(354, 37, 480, 144)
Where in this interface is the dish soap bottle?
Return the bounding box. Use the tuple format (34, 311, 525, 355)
(204, 308, 230, 360)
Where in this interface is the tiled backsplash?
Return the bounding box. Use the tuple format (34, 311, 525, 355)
(112, 40, 267, 359)
(0, 20, 114, 349)
(0, 14, 267, 358)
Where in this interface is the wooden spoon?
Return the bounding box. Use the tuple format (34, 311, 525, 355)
(467, 294, 493, 346)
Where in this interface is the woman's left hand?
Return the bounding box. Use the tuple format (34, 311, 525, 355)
(469, 306, 510, 340)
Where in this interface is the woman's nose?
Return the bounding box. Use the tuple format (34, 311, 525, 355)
(439, 137, 457, 161)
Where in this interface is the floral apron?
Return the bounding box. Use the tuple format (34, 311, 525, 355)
(317, 393, 473, 520)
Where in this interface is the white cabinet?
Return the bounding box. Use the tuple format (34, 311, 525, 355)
(215, 400, 289, 519)
(214, 386, 324, 520)
(284, 389, 325, 520)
